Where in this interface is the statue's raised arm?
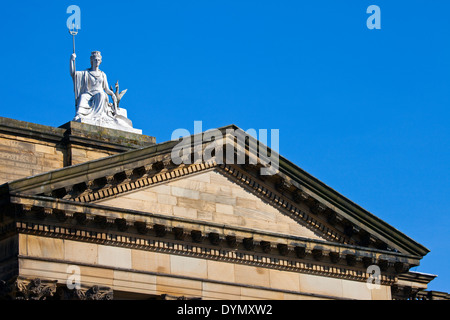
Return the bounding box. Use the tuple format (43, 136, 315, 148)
(70, 53, 76, 78)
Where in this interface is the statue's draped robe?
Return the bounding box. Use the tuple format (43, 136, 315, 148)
(73, 70, 114, 124)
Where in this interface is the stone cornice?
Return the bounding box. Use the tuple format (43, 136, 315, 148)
(14, 218, 398, 286)
(3, 195, 421, 282)
(0, 117, 65, 143)
(415, 290, 450, 300)
(278, 158, 430, 259)
(0, 165, 421, 269)
(0, 138, 177, 196)
(0, 117, 156, 153)
(397, 271, 437, 286)
(8, 190, 421, 265)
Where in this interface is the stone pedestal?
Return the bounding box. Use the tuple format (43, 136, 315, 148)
(59, 120, 155, 165)
(73, 107, 143, 135)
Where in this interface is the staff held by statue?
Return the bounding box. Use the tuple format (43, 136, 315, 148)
(67, 5, 81, 108)
(69, 23, 79, 108)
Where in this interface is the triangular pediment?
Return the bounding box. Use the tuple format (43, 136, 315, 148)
(95, 168, 329, 241)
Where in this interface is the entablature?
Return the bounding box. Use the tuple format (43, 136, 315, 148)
(1, 193, 424, 286)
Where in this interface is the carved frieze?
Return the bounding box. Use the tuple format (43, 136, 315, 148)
(0, 277, 57, 300)
(54, 285, 113, 300)
(75, 285, 113, 300)
(13, 216, 400, 286)
(0, 277, 113, 300)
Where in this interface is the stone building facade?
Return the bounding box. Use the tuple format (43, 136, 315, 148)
(0, 116, 448, 300)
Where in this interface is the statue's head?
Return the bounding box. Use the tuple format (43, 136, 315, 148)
(90, 51, 102, 68)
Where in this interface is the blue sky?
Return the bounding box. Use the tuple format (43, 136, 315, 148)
(0, 1, 449, 293)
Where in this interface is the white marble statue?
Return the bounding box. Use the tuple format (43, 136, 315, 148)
(70, 51, 141, 134)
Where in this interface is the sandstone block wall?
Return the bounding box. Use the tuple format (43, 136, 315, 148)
(0, 133, 65, 184)
(98, 170, 326, 240)
(18, 234, 391, 300)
